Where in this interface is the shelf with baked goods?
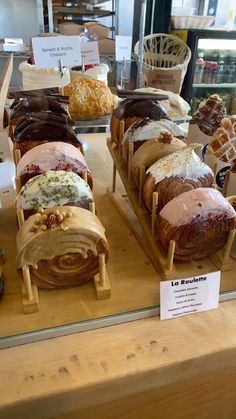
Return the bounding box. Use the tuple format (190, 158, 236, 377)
(106, 120, 236, 281)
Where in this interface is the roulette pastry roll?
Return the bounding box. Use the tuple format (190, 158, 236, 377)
(14, 121, 84, 156)
(10, 95, 70, 127)
(110, 99, 169, 146)
(14, 112, 74, 139)
(131, 131, 185, 187)
(16, 170, 93, 219)
(156, 188, 236, 261)
(143, 144, 214, 214)
(122, 117, 185, 163)
(16, 142, 93, 188)
(16, 206, 109, 288)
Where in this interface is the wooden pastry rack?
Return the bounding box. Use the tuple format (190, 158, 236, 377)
(0, 55, 111, 314)
(107, 123, 236, 281)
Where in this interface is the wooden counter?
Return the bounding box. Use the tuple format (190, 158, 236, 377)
(1, 134, 236, 418)
(1, 300, 236, 419)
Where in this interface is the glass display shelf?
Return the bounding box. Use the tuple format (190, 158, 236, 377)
(193, 83, 236, 88)
(0, 134, 236, 350)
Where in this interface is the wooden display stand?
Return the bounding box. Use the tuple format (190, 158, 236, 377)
(13, 142, 111, 314)
(107, 135, 236, 280)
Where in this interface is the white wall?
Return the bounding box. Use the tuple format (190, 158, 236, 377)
(0, 0, 43, 44)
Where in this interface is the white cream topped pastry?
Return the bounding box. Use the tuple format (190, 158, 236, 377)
(147, 144, 213, 184)
(16, 170, 93, 210)
(123, 118, 184, 143)
(19, 61, 70, 90)
(70, 64, 109, 85)
(159, 187, 236, 227)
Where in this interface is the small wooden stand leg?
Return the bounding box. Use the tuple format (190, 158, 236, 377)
(94, 254, 111, 300)
(166, 240, 176, 272)
(223, 229, 236, 262)
(151, 192, 158, 236)
(82, 170, 88, 183)
(14, 149, 22, 165)
(17, 208, 25, 227)
(128, 142, 134, 184)
(89, 201, 96, 214)
(21, 266, 39, 314)
(119, 120, 125, 158)
(112, 162, 117, 193)
(139, 165, 145, 207)
(211, 228, 236, 270)
(222, 169, 231, 197)
(15, 176, 21, 194)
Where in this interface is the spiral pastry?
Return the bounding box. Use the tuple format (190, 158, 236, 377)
(143, 145, 214, 213)
(16, 170, 93, 219)
(110, 99, 169, 146)
(156, 188, 236, 261)
(16, 206, 109, 288)
(131, 132, 185, 187)
(122, 118, 185, 162)
(16, 142, 93, 188)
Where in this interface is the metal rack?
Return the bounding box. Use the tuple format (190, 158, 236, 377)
(46, 0, 118, 37)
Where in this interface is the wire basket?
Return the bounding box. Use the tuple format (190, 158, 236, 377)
(135, 33, 191, 93)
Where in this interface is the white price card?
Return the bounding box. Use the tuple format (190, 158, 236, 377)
(115, 35, 132, 61)
(0, 162, 15, 198)
(0, 130, 11, 160)
(81, 41, 100, 66)
(32, 36, 82, 68)
(160, 271, 221, 320)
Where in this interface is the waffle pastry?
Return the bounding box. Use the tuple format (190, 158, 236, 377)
(190, 94, 226, 136)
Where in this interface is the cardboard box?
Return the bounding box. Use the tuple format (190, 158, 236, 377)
(145, 67, 182, 94)
(58, 23, 83, 36)
(84, 22, 109, 40)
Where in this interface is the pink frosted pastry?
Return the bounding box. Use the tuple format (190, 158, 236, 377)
(156, 188, 236, 260)
(16, 141, 93, 188)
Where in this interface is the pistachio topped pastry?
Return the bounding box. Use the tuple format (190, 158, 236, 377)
(16, 170, 93, 211)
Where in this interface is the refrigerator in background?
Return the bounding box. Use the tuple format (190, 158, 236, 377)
(180, 29, 236, 114)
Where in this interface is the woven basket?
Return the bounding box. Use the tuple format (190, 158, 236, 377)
(134, 33, 191, 92)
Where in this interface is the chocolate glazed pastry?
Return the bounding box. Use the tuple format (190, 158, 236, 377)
(156, 188, 236, 261)
(10, 96, 68, 125)
(14, 112, 74, 137)
(110, 99, 169, 145)
(16, 207, 109, 288)
(14, 122, 83, 156)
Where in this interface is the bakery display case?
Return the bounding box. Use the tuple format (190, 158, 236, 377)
(181, 29, 236, 114)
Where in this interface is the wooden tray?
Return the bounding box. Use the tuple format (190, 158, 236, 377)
(0, 134, 236, 345)
(107, 137, 236, 280)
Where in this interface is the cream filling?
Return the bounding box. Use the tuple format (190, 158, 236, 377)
(123, 119, 184, 142)
(147, 144, 213, 184)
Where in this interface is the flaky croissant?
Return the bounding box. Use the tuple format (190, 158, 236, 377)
(143, 145, 214, 213)
(156, 188, 236, 261)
